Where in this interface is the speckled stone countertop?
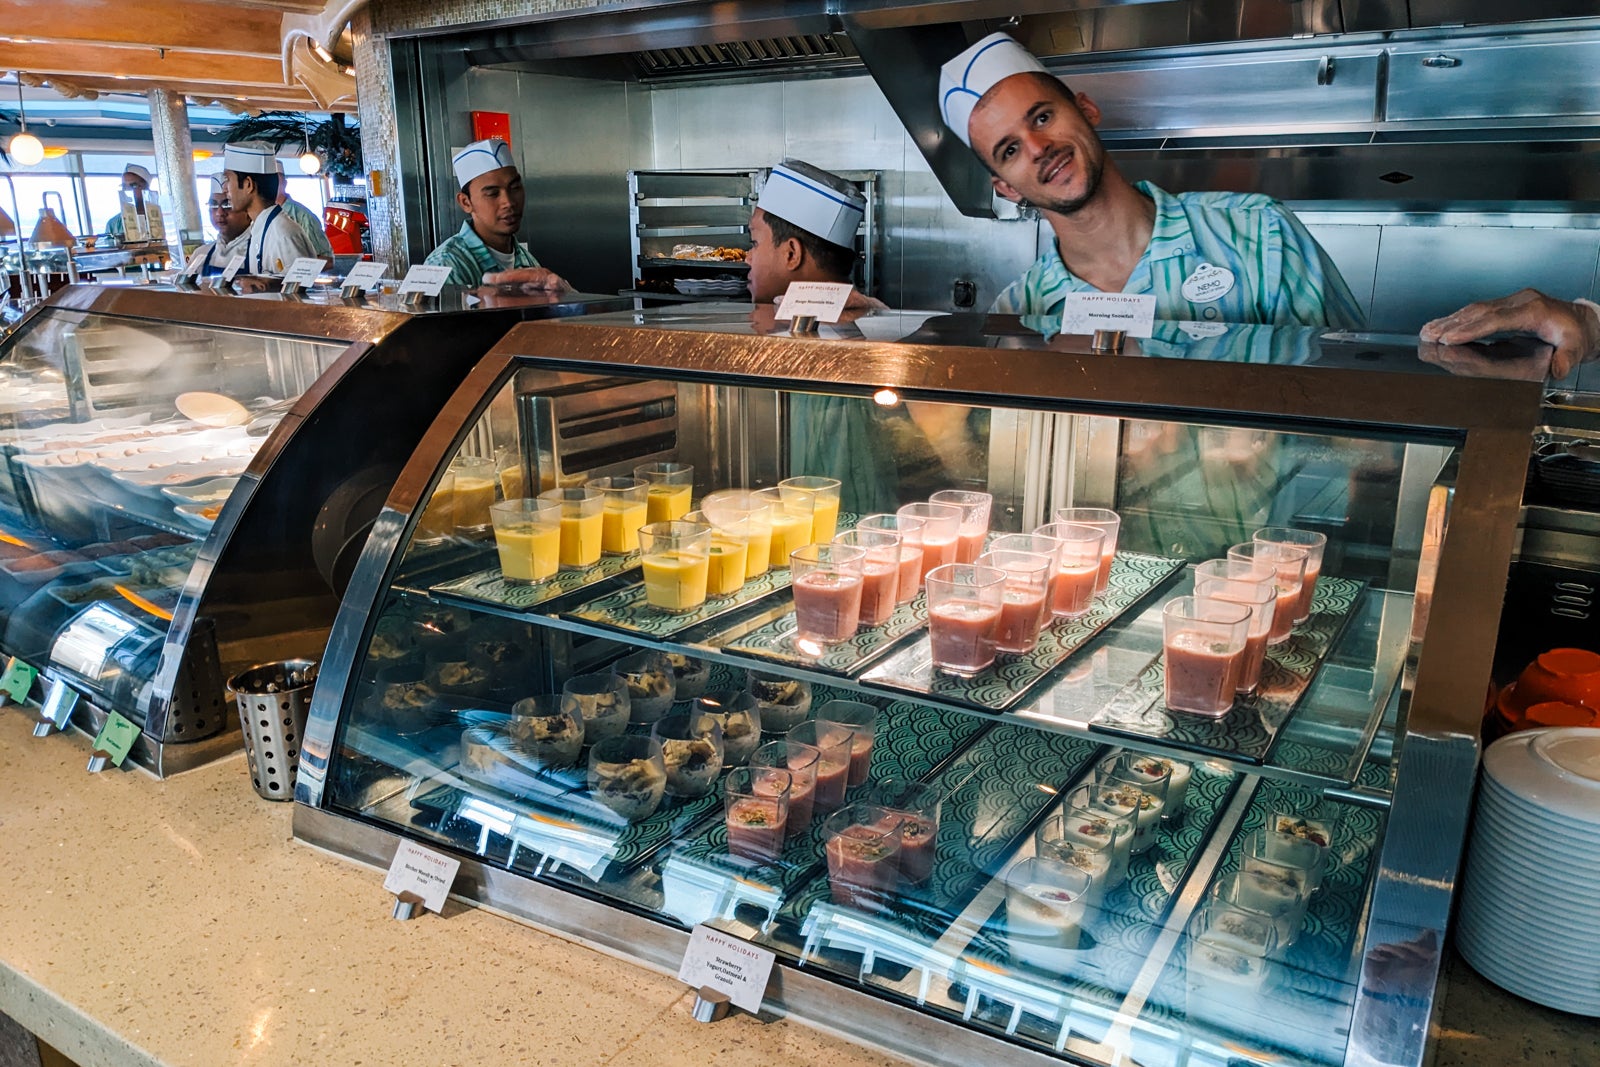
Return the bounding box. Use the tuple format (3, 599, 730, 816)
(1, 710, 1593, 1067)
(0, 712, 909, 1067)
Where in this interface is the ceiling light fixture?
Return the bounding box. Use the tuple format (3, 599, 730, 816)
(298, 116, 320, 175)
(8, 76, 44, 166)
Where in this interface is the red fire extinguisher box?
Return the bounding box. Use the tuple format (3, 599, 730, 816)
(471, 111, 512, 145)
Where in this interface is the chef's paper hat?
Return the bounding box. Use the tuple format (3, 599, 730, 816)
(223, 142, 278, 175)
(207, 172, 227, 191)
(758, 160, 865, 248)
(452, 138, 517, 190)
(123, 164, 153, 185)
(939, 32, 1051, 148)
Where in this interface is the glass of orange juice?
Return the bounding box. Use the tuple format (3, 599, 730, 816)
(702, 490, 773, 580)
(450, 456, 498, 531)
(635, 462, 695, 523)
(539, 487, 604, 569)
(489, 498, 562, 584)
(780, 475, 842, 543)
(414, 469, 456, 543)
(686, 509, 750, 598)
(639, 520, 712, 614)
(754, 487, 812, 569)
(587, 476, 649, 555)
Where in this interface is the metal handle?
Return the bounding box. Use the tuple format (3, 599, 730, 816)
(1423, 54, 1461, 69)
(1316, 56, 1335, 86)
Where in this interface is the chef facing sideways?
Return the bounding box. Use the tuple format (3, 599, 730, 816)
(425, 138, 567, 291)
(273, 159, 335, 258)
(940, 33, 1362, 329)
(222, 141, 322, 278)
(104, 164, 151, 239)
(747, 160, 882, 310)
(181, 174, 251, 277)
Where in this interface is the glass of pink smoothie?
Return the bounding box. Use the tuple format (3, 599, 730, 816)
(856, 513, 926, 605)
(1034, 522, 1106, 620)
(1052, 507, 1120, 595)
(1227, 541, 1307, 645)
(897, 502, 963, 586)
(787, 719, 856, 816)
(817, 699, 878, 787)
(724, 766, 790, 865)
(869, 778, 943, 885)
(833, 528, 902, 627)
(750, 739, 819, 836)
(823, 804, 904, 912)
(1162, 596, 1250, 717)
(1253, 527, 1327, 624)
(925, 563, 1008, 677)
(930, 490, 993, 564)
(1193, 559, 1278, 695)
(976, 548, 1053, 655)
(790, 542, 867, 647)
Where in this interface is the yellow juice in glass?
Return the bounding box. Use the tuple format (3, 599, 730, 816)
(416, 487, 455, 540)
(559, 512, 603, 568)
(601, 500, 648, 554)
(453, 475, 497, 529)
(646, 484, 692, 523)
(768, 511, 811, 567)
(494, 522, 560, 583)
(641, 550, 709, 612)
(707, 538, 749, 596)
(808, 496, 841, 543)
(498, 466, 525, 500)
(743, 524, 772, 579)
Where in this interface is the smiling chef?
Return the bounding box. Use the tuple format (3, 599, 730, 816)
(940, 32, 1363, 329)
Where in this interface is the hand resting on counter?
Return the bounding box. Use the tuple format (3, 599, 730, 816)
(481, 266, 569, 291)
(1420, 288, 1600, 380)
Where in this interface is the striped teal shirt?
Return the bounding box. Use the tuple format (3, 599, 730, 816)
(423, 220, 540, 287)
(992, 182, 1365, 331)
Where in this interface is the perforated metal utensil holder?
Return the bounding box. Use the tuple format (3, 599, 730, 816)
(227, 659, 318, 800)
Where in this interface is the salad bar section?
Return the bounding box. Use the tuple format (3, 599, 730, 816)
(294, 311, 1537, 1067)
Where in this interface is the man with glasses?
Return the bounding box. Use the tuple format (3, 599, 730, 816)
(181, 175, 252, 278)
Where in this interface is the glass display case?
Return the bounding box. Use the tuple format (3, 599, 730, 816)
(295, 307, 1541, 1067)
(0, 283, 627, 774)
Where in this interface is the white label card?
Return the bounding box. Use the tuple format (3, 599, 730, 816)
(773, 281, 854, 323)
(220, 255, 247, 283)
(281, 257, 326, 287)
(382, 840, 461, 914)
(676, 925, 776, 1014)
(398, 264, 453, 297)
(342, 261, 387, 292)
(1059, 293, 1157, 339)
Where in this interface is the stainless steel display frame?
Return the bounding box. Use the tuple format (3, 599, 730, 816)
(0, 284, 629, 775)
(295, 316, 1542, 1067)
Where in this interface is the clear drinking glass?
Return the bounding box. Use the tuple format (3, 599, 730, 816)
(586, 475, 649, 556)
(587, 735, 667, 823)
(489, 498, 562, 585)
(898, 502, 962, 585)
(415, 468, 456, 542)
(560, 672, 630, 744)
(867, 778, 942, 885)
(751, 739, 819, 836)
(779, 475, 842, 543)
(1254, 527, 1328, 624)
(857, 512, 927, 604)
(1034, 810, 1116, 906)
(638, 520, 712, 614)
(684, 509, 751, 598)
(754, 486, 812, 569)
(1069, 784, 1137, 888)
(817, 699, 877, 787)
(1097, 754, 1169, 854)
(1211, 870, 1307, 950)
(634, 461, 694, 523)
(724, 766, 789, 864)
(701, 490, 772, 579)
(747, 670, 811, 733)
(976, 548, 1053, 655)
(823, 803, 904, 912)
(1004, 856, 1093, 955)
(1033, 522, 1106, 619)
(1193, 558, 1278, 694)
(930, 489, 993, 564)
(787, 719, 855, 816)
(1188, 899, 1277, 993)
(1228, 541, 1308, 645)
(450, 455, 498, 531)
(613, 649, 676, 723)
(652, 712, 724, 798)
(1052, 507, 1120, 594)
(1162, 596, 1250, 716)
(691, 690, 762, 767)
(925, 563, 1008, 677)
(539, 486, 604, 569)
(790, 542, 867, 647)
(834, 528, 902, 626)
(508, 693, 585, 767)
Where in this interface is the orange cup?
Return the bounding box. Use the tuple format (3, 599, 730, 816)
(1515, 648, 1600, 710)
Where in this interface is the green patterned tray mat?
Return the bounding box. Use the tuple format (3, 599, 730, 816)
(720, 591, 929, 676)
(858, 552, 1185, 712)
(664, 699, 993, 894)
(1138, 785, 1385, 1067)
(777, 727, 1105, 929)
(430, 551, 642, 613)
(1090, 576, 1367, 765)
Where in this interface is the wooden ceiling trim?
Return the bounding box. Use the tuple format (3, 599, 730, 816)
(0, 42, 285, 85)
(0, 1, 283, 57)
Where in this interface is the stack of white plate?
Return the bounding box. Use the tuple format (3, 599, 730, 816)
(673, 277, 748, 296)
(1456, 727, 1600, 1016)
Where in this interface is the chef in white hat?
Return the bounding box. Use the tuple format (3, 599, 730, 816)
(222, 141, 321, 277)
(939, 32, 1361, 330)
(272, 159, 335, 258)
(423, 138, 566, 291)
(746, 160, 880, 309)
(104, 164, 155, 240)
(181, 173, 251, 277)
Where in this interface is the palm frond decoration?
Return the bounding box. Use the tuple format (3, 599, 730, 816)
(223, 111, 363, 180)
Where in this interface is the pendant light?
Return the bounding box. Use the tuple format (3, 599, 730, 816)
(8, 76, 44, 167)
(297, 116, 321, 175)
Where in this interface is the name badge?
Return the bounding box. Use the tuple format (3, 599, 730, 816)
(1181, 263, 1235, 304)
(1060, 292, 1157, 339)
